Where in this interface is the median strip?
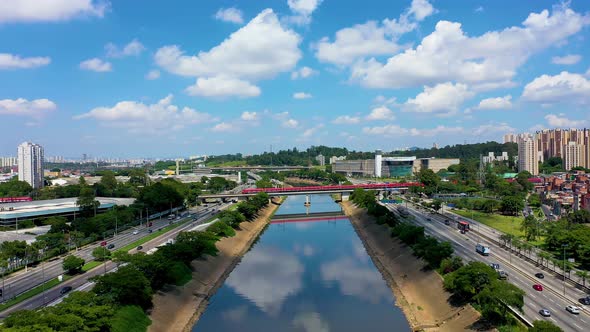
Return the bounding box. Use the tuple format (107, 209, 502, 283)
(0, 275, 70, 312)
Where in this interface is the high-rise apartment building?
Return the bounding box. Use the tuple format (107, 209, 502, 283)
(0, 157, 17, 168)
(518, 135, 539, 175)
(535, 129, 590, 169)
(17, 142, 45, 189)
(315, 154, 325, 166)
(564, 141, 582, 171)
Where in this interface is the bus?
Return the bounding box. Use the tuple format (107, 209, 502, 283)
(458, 221, 470, 232)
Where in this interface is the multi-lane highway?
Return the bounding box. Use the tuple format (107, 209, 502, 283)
(0, 202, 231, 318)
(387, 203, 589, 332)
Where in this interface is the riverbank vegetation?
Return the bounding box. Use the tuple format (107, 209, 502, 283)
(349, 188, 558, 331)
(0, 192, 271, 332)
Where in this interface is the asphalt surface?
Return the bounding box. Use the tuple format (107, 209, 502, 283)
(391, 203, 589, 332)
(0, 202, 231, 318)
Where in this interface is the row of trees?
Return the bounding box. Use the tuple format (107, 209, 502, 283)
(351, 188, 562, 330)
(4, 192, 272, 331)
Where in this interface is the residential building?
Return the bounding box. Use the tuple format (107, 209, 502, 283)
(564, 141, 582, 171)
(481, 152, 510, 165)
(17, 142, 45, 189)
(315, 154, 325, 166)
(518, 135, 539, 175)
(535, 128, 590, 169)
(0, 157, 17, 168)
(329, 156, 346, 164)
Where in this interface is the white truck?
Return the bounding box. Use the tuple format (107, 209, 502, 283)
(476, 243, 490, 256)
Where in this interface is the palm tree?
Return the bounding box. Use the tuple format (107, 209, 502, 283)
(575, 270, 589, 287)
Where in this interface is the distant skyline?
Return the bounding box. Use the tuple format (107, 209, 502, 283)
(1, 0, 590, 157)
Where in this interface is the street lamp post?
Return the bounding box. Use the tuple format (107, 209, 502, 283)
(562, 244, 568, 296)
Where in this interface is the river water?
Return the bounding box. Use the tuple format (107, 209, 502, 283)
(192, 195, 410, 332)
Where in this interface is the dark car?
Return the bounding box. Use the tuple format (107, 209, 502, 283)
(535, 272, 545, 279)
(444, 220, 450, 225)
(60, 286, 73, 295)
(579, 297, 590, 305)
(148, 229, 153, 233)
(107, 244, 115, 249)
(137, 245, 143, 251)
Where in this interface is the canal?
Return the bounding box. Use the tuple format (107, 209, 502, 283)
(192, 195, 410, 332)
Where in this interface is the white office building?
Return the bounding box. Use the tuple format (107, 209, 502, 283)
(17, 142, 45, 189)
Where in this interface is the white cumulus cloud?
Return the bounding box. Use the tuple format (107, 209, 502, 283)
(0, 53, 51, 69)
(293, 92, 312, 99)
(475, 95, 512, 110)
(522, 71, 590, 105)
(241, 111, 259, 121)
(211, 122, 235, 132)
(74, 95, 216, 133)
(351, 4, 589, 89)
(145, 69, 160, 80)
(315, 0, 435, 66)
(79, 58, 112, 72)
(0, 98, 56, 117)
(362, 124, 463, 137)
(0, 0, 108, 23)
(105, 39, 145, 58)
(285, 0, 323, 25)
(155, 9, 301, 98)
(291, 66, 318, 79)
(551, 54, 582, 65)
(404, 82, 473, 115)
(185, 76, 261, 98)
(282, 118, 299, 128)
(215, 7, 244, 24)
(366, 106, 395, 120)
(332, 115, 361, 124)
(544, 114, 588, 128)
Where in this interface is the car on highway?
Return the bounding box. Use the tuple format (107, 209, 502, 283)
(444, 220, 450, 225)
(579, 297, 590, 305)
(566, 305, 581, 314)
(137, 245, 143, 251)
(426, 217, 431, 221)
(533, 284, 543, 291)
(60, 286, 73, 295)
(148, 229, 153, 233)
(535, 272, 545, 279)
(107, 244, 115, 249)
(100, 241, 107, 246)
(490, 263, 500, 270)
(133, 230, 139, 235)
(539, 309, 551, 317)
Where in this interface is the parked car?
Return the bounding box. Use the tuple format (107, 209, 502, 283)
(137, 245, 143, 251)
(60, 286, 73, 295)
(539, 309, 551, 317)
(579, 297, 590, 305)
(533, 284, 543, 291)
(107, 244, 115, 249)
(566, 305, 581, 314)
(535, 272, 545, 279)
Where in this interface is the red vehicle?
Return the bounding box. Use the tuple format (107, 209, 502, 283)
(100, 241, 107, 247)
(533, 284, 543, 291)
(148, 222, 153, 227)
(457, 221, 470, 232)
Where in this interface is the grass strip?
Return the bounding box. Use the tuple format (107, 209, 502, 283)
(81, 261, 101, 272)
(0, 275, 70, 312)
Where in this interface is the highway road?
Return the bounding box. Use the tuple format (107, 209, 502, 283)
(0, 202, 231, 318)
(388, 203, 589, 332)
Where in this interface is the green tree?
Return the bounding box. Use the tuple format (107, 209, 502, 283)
(62, 255, 85, 275)
(416, 168, 440, 195)
(500, 195, 524, 216)
(521, 215, 541, 241)
(92, 246, 111, 262)
(566, 210, 590, 224)
(431, 199, 442, 212)
(529, 320, 563, 332)
(474, 280, 525, 323)
(443, 262, 497, 300)
(77, 186, 99, 217)
(575, 270, 589, 287)
(92, 265, 153, 310)
(0, 179, 33, 197)
(438, 256, 464, 275)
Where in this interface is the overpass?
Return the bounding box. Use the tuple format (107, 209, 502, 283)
(199, 182, 422, 202)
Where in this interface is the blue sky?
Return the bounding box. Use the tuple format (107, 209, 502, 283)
(1, 0, 590, 158)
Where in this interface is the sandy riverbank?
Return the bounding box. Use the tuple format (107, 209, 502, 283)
(341, 201, 483, 332)
(148, 202, 280, 332)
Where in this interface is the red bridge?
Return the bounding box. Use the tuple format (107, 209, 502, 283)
(241, 182, 423, 194)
